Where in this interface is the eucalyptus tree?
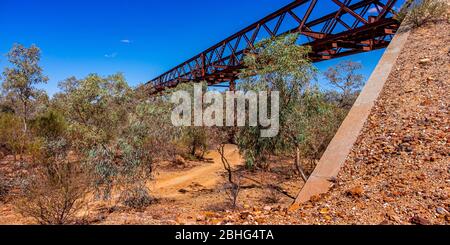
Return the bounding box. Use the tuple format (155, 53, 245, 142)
(237, 34, 318, 173)
(53, 73, 133, 149)
(324, 60, 364, 109)
(2, 44, 48, 134)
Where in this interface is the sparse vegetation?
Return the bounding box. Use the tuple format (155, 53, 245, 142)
(0, 173, 9, 202)
(236, 34, 352, 179)
(182, 127, 209, 159)
(0, 113, 27, 161)
(324, 61, 364, 109)
(218, 144, 241, 209)
(237, 34, 317, 170)
(0, 0, 447, 227)
(2, 44, 48, 161)
(15, 159, 90, 225)
(120, 185, 154, 211)
(398, 0, 448, 27)
(0, 36, 365, 223)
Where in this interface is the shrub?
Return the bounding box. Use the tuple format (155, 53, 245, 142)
(31, 110, 67, 140)
(127, 99, 181, 161)
(87, 139, 153, 201)
(120, 185, 154, 210)
(181, 127, 208, 158)
(0, 104, 15, 114)
(15, 160, 90, 224)
(0, 143, 9, 160)
(0, 173, 9, 202)
(237, 34, 317, 170)
(401, 0, 448, 27)
(236, 127, 276, 170)
(0, 113, 27, 161)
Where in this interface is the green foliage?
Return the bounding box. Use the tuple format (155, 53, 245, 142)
(54, 73, 133, 148)
(236, 126, 275, 169)
(2, 44, 48, 127)
(399, 0, 448, 27)
(127, 97, 182, 160)
(292, 89, 345, 160)
(120, 185, 154, 210)
(0, 44, 165, 219)
(165, 81, 220, 159)
(181, 127, 208, 158)
(31, 110, 67, 140)
(240, 34, 315, 82)
(86, 138, 153, 200)
(236, 34, 352, 174)
(324, 60, 364, 109)
(237, 34, 318, 169)
(0, 113, 26, 159)
(47, 73, 161, 203)
(15, 160, 90, 225)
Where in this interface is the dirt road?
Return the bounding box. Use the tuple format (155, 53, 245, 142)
(150, 144, 243, 199)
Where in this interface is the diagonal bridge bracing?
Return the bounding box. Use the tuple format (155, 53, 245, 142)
(147, 0, 400, 94)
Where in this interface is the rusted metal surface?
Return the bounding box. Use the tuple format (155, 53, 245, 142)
(147, 0, 399, 94)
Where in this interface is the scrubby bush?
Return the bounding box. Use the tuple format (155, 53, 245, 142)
(0, 104, 15, 114)
(86, 139, 152, 201)
(0, 173, 9, 202)
(128, 97, 182, 161)
(31, 110, 67, 140)
(16, 159, 90, 225)
(182, 127, 208, 158)
(292, 90, 349, 175)
(120, 185, 154, 210)
(53, 73, 133, 149)
(399, 0, 448, 27)
(0, 113, 27, 161)
(164, 81, 225, 159)
(50, 74, 156, 203)
(237, 34, 317, 170)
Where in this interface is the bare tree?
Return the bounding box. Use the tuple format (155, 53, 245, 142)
(217, 144, 241, 209)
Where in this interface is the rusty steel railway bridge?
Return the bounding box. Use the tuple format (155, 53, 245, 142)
(146, 0, 400, 94)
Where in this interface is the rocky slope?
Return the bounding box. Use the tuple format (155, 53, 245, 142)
(295, 18, 449, 225)
(203, 17, 450, 225)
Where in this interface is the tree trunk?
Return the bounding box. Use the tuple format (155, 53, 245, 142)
(191, 144, 196, 157)
(295, 146, 308, 182)
(21, 99, 28, 164)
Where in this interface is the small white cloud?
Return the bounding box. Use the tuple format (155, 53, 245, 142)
(368, 7, 380, 14)
(104, 52, 118, 58)
(120, 39, 132, 44)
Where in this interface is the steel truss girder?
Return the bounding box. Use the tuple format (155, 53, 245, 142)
(147, 0, 399, 94)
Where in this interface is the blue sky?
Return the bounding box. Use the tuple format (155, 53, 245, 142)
(0, 0, 399, 96)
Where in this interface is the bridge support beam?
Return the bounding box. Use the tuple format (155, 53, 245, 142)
(289, 20, 412, 211)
